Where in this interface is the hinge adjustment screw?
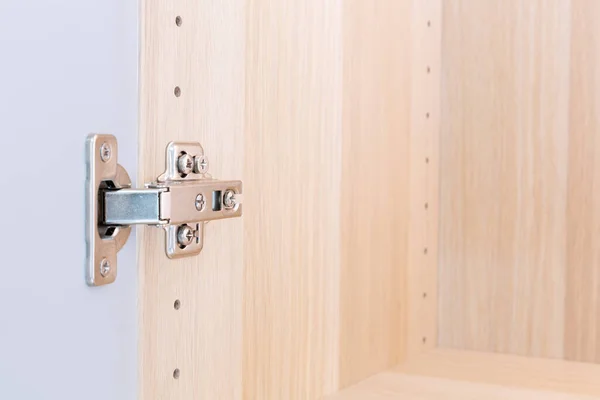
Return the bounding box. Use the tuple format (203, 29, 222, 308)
(177, 225, 195, 247)
(223, 189, 237, 210)
(195, 193, 206, 211)
(177, 153, 194, 176)
(194, 155, 209, 174)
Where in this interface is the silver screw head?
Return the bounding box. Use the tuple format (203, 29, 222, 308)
(99, 258, 111, 277)
(177, 153, 194, 175)
(195, 193, 206, 211)
(223, 189, 236, 210)
(100, 142, 112, 163)
(193, 155, 209, 174)
(177, 225, 195, 247)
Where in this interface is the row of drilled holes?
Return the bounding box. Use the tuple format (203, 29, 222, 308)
(423, 18, 432, 346)
(173, 16, 184, 97)
(168, 14, 434, 355)
(173, 14, 183, 381)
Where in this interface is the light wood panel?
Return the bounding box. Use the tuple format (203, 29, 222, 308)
(327, 372, 600, 400)
(243, 0, 413, 397)
(339, 0, 411, 386)
(138, 0, 246, 398)
(565, 0, 600, 364)
(400, 349, 600, 398)
(140, 0, 416, 398)
(330, 348, 600, 399)
(406, 0, 442, 357)
(242, 0, 343, 398)
(438, 0, 574, 358)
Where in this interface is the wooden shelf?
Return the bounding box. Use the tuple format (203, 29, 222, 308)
(327, 372, 599, 400)
(327, 350, 600, 399)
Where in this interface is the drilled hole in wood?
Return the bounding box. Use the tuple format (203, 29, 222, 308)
(174, 299, 181, 310)
(175, 16, 182, 26)
(174, 86, 181, 97)
(173, 368, 180, 379)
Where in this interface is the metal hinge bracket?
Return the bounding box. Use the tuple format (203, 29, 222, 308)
(85, 134, 243, 286)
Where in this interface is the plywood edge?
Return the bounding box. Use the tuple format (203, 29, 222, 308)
(398, 349, 600, 397)
(325, 370, 600, 400)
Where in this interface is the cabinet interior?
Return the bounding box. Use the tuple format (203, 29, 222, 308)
(333, 0, 600, 398)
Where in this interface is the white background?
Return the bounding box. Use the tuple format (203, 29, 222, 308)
(0, 0, 138, 398)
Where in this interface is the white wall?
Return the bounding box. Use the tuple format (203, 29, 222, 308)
(0, 0, 138, 398)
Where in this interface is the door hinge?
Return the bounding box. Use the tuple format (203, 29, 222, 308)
(85, 134, 243, 286)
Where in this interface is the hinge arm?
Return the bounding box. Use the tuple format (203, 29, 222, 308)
(102, 180, 242, 226)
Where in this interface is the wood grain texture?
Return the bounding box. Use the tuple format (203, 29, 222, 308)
(138, 0, 246, 399)
(242, 0, 343, 398)
(326, 371, 600, 400)
(406, 0, 442, 357)
(338, 0, 411, 386)
(565, 0, 600, 364)
(138, 0, 600, 397)
(438, 0, 573, 358)
(140, 0, 416, 398)
(399, 349, 600, 398)
(243, 0, 412, 397)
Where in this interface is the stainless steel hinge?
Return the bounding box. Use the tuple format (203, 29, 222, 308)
(85, 134, 243, 286)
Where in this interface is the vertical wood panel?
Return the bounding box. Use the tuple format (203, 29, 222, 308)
(439, 0, 600, 363)
(406, 0, 442, 357)
(242, 1, 343, 398)
(565, 0, 600, 363)
(339, 0, 412, 386)
(141, 0, 412, 398)
(242, 0, 413, 396)
(139, 0, 246, 398)
(438, 0, 571, 358)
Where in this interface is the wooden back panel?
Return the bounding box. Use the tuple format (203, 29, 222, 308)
(438, 0, 600, 362)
